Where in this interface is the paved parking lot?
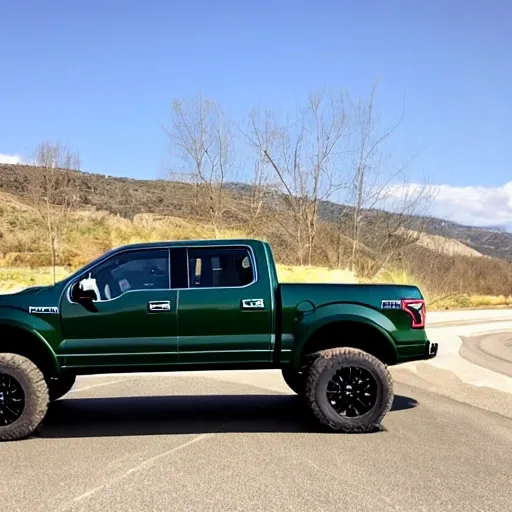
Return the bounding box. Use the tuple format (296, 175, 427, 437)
(1, 369, 511, 512)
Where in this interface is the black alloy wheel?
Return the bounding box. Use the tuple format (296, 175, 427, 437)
(0, 373, 25, 426)
(304, 347, 394, 433)
(0, 353, 50, 441)
(326, 366, 378, 417)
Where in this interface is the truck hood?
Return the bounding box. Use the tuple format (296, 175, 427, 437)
(1, 285, 51, 296)
(0, 282, 66, 311)
(279, 282, 424, 311)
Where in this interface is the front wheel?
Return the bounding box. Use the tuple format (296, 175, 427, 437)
(305, 347, 393, 433)
(0, 353, 49, 441)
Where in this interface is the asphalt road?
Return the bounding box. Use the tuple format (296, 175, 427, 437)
(461, 330, 512, 378)
(1, 369, 511, 512)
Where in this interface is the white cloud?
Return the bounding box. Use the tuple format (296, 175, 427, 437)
(381, 181, 512, 230)
(0, 153, 24, 165)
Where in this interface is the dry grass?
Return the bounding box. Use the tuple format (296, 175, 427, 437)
(0, 198, 251, 268)
(1, 190, 512, 309)
(276, 265, 357, 284)
(428, 294, 512, 310)
(0, 266, 70, 292)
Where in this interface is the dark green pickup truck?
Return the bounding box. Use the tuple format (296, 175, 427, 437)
(0, 238, 437, 440)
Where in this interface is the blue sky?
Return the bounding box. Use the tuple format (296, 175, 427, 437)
(1, 0, 512, 227)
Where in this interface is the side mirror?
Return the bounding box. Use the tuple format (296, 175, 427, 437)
(71, 281, 98, 304)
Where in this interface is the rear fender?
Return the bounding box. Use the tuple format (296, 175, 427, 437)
(291, 303, 398, 370)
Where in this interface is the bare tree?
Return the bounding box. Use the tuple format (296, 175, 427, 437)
(355, 180, 436, 278)
(245, 89, 349, 265)
(26, 141, 81, 284)
(343, 79, 437, 273)
(33, 142, 81, 172)
(164, 92, 234, 237)
(226, 152, 282, 236)
(245, 159, 272, 231)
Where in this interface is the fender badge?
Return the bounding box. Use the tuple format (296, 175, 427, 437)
(381, 300, 401, 310)
(29, 306, 59, 314)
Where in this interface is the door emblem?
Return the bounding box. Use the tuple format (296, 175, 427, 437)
(241, 298, 265, 310)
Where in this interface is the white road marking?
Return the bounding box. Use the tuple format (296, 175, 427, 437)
(55, 430, 221, 511)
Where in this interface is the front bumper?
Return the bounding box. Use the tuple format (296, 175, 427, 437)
(425, 340, 438, 359)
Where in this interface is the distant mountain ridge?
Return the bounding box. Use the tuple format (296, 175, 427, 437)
(1, 163, 512, 260)
(225, 180, 512, 260)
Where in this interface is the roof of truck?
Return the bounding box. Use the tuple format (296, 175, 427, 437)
(112, 238, 264, 251)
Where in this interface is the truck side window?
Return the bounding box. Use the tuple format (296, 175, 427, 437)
(77, 249, 170, 301)
(187, 247, 254, 288)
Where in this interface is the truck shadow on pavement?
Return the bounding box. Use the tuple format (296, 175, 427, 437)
(39, 394, 418, 439)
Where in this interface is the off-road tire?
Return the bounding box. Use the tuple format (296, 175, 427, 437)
(0, 353, 49, 441)
(305, 347, 393, 433)
(281, 366, 305, 395)
(48, 373, 76, 402)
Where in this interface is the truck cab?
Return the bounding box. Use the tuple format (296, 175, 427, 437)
(0, 238, 437, 441)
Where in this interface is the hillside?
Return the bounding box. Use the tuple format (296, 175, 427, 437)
(318, 197, 512, 261)
(2, 162, 511, 260)
(396, 228, 483, 258)
(2, 162, 512, 301)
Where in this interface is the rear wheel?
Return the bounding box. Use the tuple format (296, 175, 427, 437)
(0, 353, 49, 441)
(305, 347, 393, 433)
(48, 373, 76, 402)
(281, 366, 305, 395)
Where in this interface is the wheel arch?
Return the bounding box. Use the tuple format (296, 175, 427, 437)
(0, 322, 60, 379)
(292, 316, 398, 371)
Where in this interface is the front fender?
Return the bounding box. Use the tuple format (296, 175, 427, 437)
(291, 303, 398, 370)
(0, 309, 61, 373)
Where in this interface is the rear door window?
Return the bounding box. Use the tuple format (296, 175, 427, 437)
(187, 247, 254, 288)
